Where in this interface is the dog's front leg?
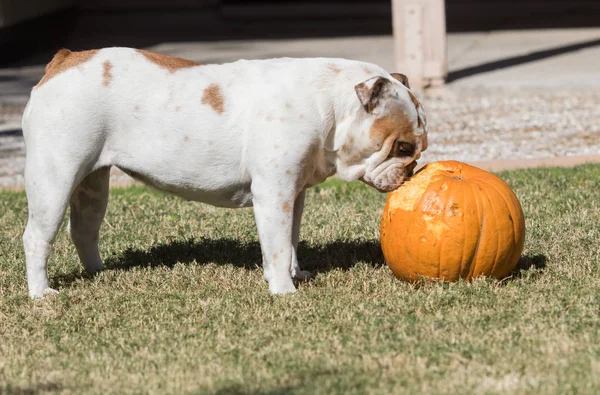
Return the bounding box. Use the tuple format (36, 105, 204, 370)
(252, 180, 298, 294)
(291, 190, 311, 280)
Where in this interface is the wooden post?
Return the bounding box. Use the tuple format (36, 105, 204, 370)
(392, 0, 447, 92)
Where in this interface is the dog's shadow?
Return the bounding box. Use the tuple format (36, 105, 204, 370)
(54, 237, 386, 287)
(54, 238, 548, 287)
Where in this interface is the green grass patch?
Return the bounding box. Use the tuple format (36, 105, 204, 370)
(1, 165, 599, 394)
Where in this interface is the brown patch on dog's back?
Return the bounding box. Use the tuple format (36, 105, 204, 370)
(282, 202, 292, 213)
(37, 48, 99, 87)
(136, 49, 198, 72)
(102, 61, 112, 86)
(201, 84, 225, 115)
(327, 63, 342, 74)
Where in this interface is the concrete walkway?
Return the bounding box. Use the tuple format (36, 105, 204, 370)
(1, 28, 600, 188)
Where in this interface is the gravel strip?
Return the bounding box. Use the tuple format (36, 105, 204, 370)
(1, 87, 599, 188)
(421, 87, 600, 165)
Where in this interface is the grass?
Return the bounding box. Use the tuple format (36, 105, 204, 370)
(0, 164, 599, 395)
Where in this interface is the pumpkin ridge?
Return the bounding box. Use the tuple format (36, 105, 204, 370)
(436, 179, 447, 280)
(467, 182, 485, 280)
(439, 176, 461, 280)
(476, 177, 523, 277)
(456, 177, 468, 279)
(477, 177, 521, 251)
(481, 183, 502, 278)
(463, 178, 482, 276)
(413, 177, 445, 279)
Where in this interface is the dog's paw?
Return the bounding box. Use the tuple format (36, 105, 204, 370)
(30, 287, 59, 300)
(269, 278, 297, 295)
(84, 262, 104, 274)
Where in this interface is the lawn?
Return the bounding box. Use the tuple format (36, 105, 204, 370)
(0, 164, 599, 394)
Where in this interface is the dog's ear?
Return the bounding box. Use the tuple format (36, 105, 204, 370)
(390, 73, 410, 88)
(407, 89, 427, 136)
(355, 76, 394, 114)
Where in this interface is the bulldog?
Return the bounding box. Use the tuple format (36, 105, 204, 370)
(21, 48, 428, 298)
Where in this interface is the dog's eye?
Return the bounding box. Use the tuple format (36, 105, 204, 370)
(392, 141, 415, 157)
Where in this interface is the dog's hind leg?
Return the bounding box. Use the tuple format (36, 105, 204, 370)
(68, 167, 110, 274)
(22, 154, 81, 299)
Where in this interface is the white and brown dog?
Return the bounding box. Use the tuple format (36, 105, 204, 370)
(21, 48, 428, 298)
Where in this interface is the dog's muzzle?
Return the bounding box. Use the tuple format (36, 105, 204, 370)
(361, 160, 417, 192)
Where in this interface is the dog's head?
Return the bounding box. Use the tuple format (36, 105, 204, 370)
(336, 73, 428, 192)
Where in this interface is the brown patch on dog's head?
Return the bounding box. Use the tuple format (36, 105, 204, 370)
(136, 49, 198, 73)
(356, 74, 427, 144)
(369, 103, 418, 152)
(36, 48, 99, 87)
(327, 63, 342, 74)
(201, 84, 224, 114)
(102, 61, 112, 87)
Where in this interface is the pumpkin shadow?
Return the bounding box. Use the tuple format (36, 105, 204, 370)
(510, 254, 548, 278)
(52, 237, 385, 288)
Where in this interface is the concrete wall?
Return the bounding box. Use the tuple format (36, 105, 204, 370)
(0, 0, 74, 28)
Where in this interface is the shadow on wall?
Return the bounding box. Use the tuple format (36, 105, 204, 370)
(446, 38, 600, 82)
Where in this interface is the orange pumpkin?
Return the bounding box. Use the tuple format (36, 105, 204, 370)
(380, 160, 525, 282)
